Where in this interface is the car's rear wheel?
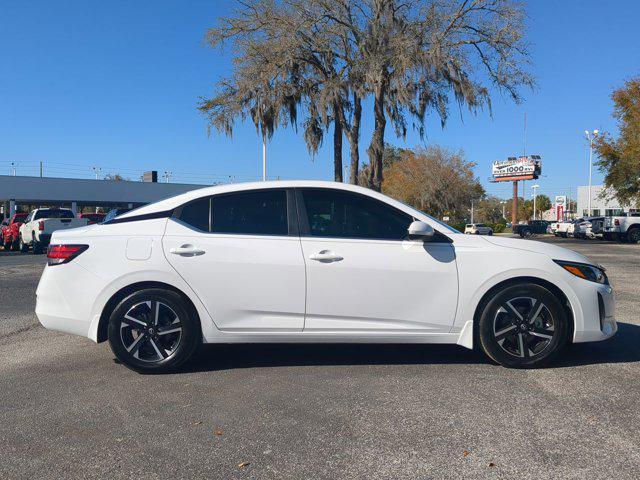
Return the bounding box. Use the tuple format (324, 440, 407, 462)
(32, 234, 43, 255)
(107, 288, 201, 374)
(18, 235, 28, 253)
(478, 283, 569, 368)
(627, 227, 640, 244)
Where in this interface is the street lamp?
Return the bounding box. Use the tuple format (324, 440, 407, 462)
(531, 184, 540, 220)
(585, 129, 599, 217)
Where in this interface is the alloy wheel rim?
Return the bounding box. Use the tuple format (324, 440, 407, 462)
(493, 296, 555, 358)
(120, 301, 182, 363)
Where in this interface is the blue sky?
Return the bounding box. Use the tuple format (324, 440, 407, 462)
(1, 0, 638, 201)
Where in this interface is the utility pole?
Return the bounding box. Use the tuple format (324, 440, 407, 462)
(512, 181, 518, 226)
(501, 201, 506, 220)
(470, 200, 475, 224)
(585, 130, 598, 217)
(40, 161, 43, 178)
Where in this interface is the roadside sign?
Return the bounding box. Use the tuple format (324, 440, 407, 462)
(555, 196, 566, 221)
(491, 156, 541, 182)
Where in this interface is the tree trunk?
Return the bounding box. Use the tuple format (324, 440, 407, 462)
(349, 94, 362, 185)
(333, 106, 343, 182)
(367, 84, 386, 191)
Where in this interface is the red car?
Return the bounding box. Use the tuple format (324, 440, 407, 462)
(1, 213, 28, 250)
(78, 212, 106, 225)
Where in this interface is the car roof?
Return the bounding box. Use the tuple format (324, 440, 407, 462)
(118, 180, 426, 220)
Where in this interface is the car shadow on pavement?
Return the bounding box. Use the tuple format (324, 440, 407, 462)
(181, 322, 640, 373)
(185, 342, 491, 373)
(553, 322, 640, 368)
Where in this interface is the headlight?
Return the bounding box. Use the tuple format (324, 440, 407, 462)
(553, 260, 609, 285)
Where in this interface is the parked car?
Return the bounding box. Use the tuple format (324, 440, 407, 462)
(19, 208, 89, 254)
(555, 219, 577, 238)
(102, 208, 132, 223)
(513, 220, 550, 238)
(464, 223, 493, 235)
(575, 217, 605, 240)
(603, 212, 640, 243)
(36, 181, 616, 372)
(1, 212, 28, 250)
(79, 212, 106, 225)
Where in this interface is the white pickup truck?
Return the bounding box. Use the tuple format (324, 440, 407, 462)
(554, 220, 576, 238)
(19, 208, 89, 254)
(603, 212, 640, 243)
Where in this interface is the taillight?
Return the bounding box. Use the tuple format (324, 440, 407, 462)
(39, 220, 45, 231)
(614, 219, 620, 226)
(46, 244, 88, 266)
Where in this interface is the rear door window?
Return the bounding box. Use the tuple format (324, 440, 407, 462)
(178, 190, 288, 236)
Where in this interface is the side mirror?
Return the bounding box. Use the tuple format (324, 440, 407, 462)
(408, 220, 434, 240)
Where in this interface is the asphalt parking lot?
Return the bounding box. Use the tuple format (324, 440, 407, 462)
(2, 236, 640, 479)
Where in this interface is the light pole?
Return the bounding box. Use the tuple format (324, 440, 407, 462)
(531, 184, 540, 220)
(262, 136, 267, 181)
(163, 171, 172, 183)
(501, 201, 506, 220)
(92, 166, 101, 180)
(585, 129, 599, 217)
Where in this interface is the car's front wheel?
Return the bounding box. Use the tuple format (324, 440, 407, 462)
(107, 288, 201, 374)
(478, 283, 569, 368)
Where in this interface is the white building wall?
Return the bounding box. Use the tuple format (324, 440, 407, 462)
(576, 185, 626, 217)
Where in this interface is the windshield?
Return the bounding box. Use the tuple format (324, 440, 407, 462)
(34, 209, 75, 220)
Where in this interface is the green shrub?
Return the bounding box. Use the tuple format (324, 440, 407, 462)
(490, 223, 506, 233)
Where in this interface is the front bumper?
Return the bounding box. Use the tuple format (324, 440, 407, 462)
(573, 282, 617, 343)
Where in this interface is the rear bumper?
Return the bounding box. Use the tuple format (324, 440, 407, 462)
(35, 262, 105, 339)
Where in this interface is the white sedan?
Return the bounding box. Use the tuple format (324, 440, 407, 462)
(36, 181, 616, 372)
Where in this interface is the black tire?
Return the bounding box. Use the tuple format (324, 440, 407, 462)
(10, 238, 19, 251)
(627, 227, 640, 244)
(18, 235, 28, 253)
(33, 235, 43, 255)
(522, 229, 533, 238)
(478, 283, 569, 368)
(2, 238, 9, 250)
(107, 288, 201, 374)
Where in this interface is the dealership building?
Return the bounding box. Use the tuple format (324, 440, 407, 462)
(576, 185, 638, 217)
(0, 173, 207, 219)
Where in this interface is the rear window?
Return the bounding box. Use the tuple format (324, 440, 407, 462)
(34, 209, 74, 220)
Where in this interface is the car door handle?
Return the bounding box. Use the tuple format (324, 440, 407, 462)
(309, 250, 343, 262)
(170, 245, 205, 256)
